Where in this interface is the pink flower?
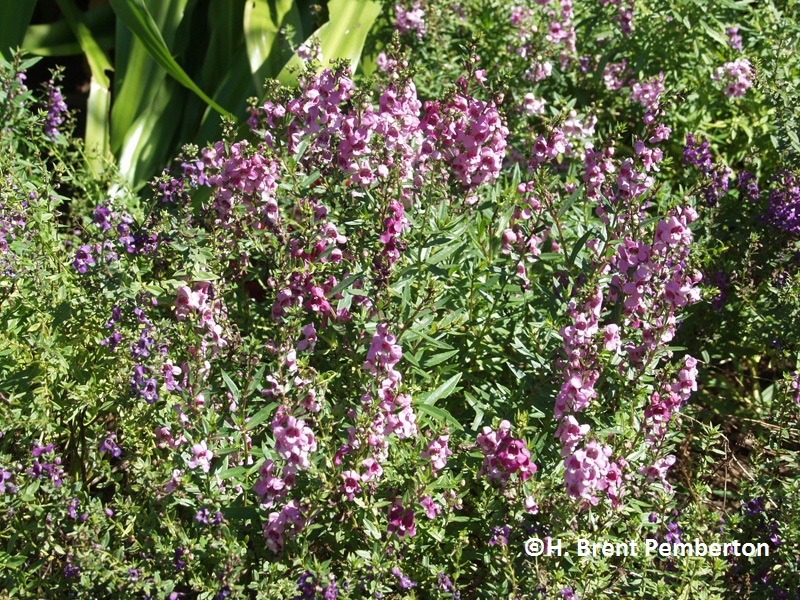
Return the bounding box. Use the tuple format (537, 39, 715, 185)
(420, 494, 441, 519)
(361, 456, 383, 481)
(341, 470, 361, 500)
(421, 435, 452, 471)
(188, 441, 213, 472)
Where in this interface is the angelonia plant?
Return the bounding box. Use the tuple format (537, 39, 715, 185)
(2, 0, 800, 598)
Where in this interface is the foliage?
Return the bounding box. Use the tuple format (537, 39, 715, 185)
(2, 0, 800, 598)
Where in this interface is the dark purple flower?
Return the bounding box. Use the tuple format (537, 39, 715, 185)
(64, 560, 80, 579)
(683, 134, 713, 174)
(93, 205, 112, 231)
(173, 547, 186, 572)
(294, 571, 315, 599)
(101, 331, 123, 350)
(215, 586, 232, 600)
(71, 245, 95, 273)
(104, 306, 122, 329)
(130, 330, 154, 359)
(737, 170, 760, 202)
(767, 171, 800, 235)
(744, 497, 765, 516)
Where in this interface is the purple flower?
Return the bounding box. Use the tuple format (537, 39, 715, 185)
(100, 331, 123, 350)
(0, 469, 16, 494)
(726, 26, 743, 51)
(560, 587, 578, 600)
(489, 525, 510, 547)
(323, 577, 338, 600)
(173, 547, 186, 572)
(64, 561, 80, 579)
(130, 330, 154, 359)
(44, 81, 68, 139)
(391, 567, 416, 590)
(665, 521, 682, 544)
(93, 205, 112, 231)
(32, 443, 55, 457)
(99, 433, 122, 458)
(387, 504, 416, 538)
(295, 571, 315, 599)
(683, 134, 713, 174)
(72, 245, 95, 273)
(767, 171, 800, 235)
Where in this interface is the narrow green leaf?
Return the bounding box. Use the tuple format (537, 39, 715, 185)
(245, 402, 279, 430)
(277, 0, 381, 86)
(568, 230, 593, 268)
(22, 7, 115, 57)
(85, 76, 112, 173)
(419, 373, 462, 406)
(116, 77, 187, 187)
(0, 0, 36, 61)
(54, 0, 113, 173)
(217, 466, 248, 480)
(201, 0, 246, 90)
(109, 0, 233, 119)
(423, 349, 460, 368)
(415, 403, 464, 431)
(55, 0, 112, 88)
(221, 369, 241, 399)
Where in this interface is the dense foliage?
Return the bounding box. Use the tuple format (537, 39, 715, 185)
(1, 1, 799, 598)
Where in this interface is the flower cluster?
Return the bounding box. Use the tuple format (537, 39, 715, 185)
(420, 85, 509, 189)
(713, 58, 753, 98)
(263, 500, 304, 553)
(476, 420, 537, 484)
(563, 439, 623, 506)
(767, 170, 800, 235)
(43, 79, 67, 139)
(395, 2, 427, 39)
(727, 26, 743, 52)
(629, 72, 665, 112)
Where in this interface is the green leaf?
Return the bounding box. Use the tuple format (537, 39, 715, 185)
(362, 517, 382, 539)
(244, 0, 304, 93)
(568, 230, 593, 269)
(415, 403, 464, 431)
(221, 369, 241, 399)
(0, 0, 36, 61)
(109, 0, 233, 118)
(245, 402, 279, 430)
(55, 0, 112, 88)
(423, 349, 460, 368)
(418, 373, 462, 406)
(54, 0, 113, 173)
(277, 0, 382, 86)
(22, 7, 115, 57)
(217, 466, 248, 480)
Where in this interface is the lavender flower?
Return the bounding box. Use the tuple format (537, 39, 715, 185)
(44, 80, 68, 139)
(767, 171, 800, 235)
